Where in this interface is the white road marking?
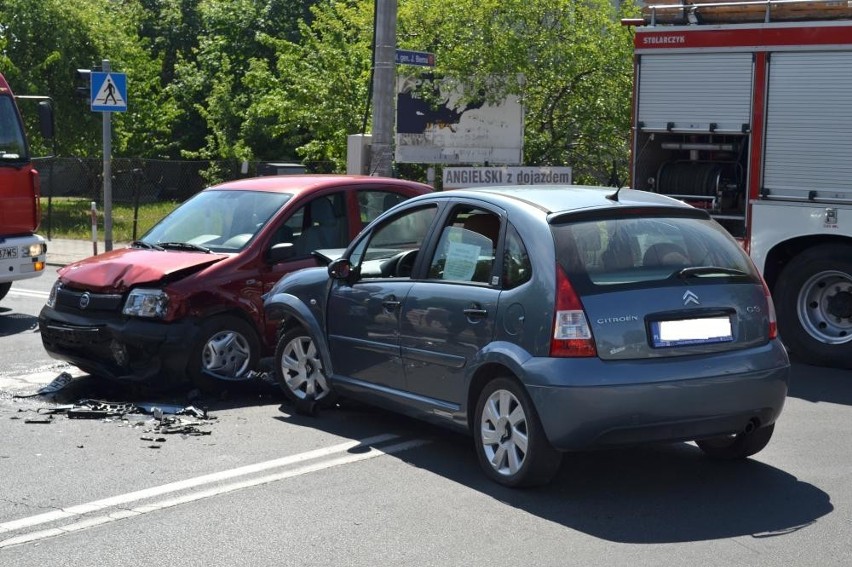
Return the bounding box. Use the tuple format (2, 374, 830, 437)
(8, 288, 49, 300)
(0, 435, 429, 549)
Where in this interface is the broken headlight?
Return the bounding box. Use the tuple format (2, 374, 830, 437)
(46, 279, 61, 308)
(123, 288, 169, 318)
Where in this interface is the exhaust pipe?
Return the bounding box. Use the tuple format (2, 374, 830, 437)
(743, 418, 760, 435)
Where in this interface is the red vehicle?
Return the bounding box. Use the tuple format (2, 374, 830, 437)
(626, 0, 852, 368)
(0, 73, 52, 303)
(39, 175, 432, 390)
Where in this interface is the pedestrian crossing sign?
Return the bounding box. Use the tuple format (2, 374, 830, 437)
(90, 72, 127, 112)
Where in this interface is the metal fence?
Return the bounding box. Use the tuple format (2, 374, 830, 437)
(32, 157, 333, 240)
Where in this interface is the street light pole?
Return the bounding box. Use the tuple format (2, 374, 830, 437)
(369, 0, 397, 177)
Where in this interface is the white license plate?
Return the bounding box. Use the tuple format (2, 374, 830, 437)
(651, 316, 733, 347)
(0, 246, 18, 260)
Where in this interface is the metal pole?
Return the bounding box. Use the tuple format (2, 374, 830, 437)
(369, 0, 397, 177)
(102, 59, 113, 251)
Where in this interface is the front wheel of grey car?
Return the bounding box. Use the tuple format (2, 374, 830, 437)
(274, 327, 336, 412)
(474, 377, 562, 488)
(696, 423, 775, 460)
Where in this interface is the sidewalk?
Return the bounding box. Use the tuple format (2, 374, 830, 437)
(45, 239, 130, 267)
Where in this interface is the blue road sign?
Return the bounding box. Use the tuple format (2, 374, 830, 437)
(395, 50, 435, 67)
(90, 72, 127, 112)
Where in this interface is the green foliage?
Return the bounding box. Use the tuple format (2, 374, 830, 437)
(3, 0, 640, 185)
(397, 0, 639, 185)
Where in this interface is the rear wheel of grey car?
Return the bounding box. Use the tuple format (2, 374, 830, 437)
(274, 327, 336, 411)
(189, 315, 260, 391)
(696, 423, 775, 460)
(474, 377, 562, 488)
(0, 282, 10, 302)
(775, 244, 852, 369)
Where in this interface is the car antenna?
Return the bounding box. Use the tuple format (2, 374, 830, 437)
(606, 186, 624, 202)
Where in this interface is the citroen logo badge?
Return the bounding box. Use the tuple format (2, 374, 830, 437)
(79, 292, 91, 310)
(683, 290, 700, 306)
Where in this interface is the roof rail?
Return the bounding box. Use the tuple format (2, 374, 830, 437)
(638, 0, 852, 26)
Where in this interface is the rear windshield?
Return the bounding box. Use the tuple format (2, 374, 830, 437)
(551, 215, 760, 293)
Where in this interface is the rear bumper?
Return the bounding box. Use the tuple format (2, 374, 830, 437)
(39, 306, 201, 384)
(524, 340, 790, 451)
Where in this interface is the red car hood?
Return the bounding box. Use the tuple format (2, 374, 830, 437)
(58, 248, 228, 293)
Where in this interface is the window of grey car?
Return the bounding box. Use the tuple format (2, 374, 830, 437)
(426, 206, 501, 284)
(141, 190, 291, 253)
(349, 204, 438, 278)
(502, 223, 532, 289)
(552, 214, 760, 293)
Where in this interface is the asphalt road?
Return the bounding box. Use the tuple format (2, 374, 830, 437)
(0, 273, 850, 566)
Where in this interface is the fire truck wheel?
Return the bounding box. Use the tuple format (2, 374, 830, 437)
(0, 283, 10, 302)
(775, 244, 852, 369)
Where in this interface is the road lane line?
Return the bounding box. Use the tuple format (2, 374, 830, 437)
(0, 438, 429, 549)
(8, 289, 49, 299)
(0, 433, 399, 534)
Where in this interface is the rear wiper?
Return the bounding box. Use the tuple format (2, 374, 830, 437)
(675, 266, 749, 279)
(157, 241, 212, 253)
(131, 240, 164, 251)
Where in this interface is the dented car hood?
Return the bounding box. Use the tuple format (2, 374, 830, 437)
(58, 248, 228, 293)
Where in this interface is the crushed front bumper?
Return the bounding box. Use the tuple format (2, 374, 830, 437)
(39, 305, 202, 385)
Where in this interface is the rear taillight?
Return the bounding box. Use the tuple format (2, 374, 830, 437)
(761, 277, 778, 339)
(551, 265, 596, 357)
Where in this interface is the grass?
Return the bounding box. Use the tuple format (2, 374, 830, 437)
(40, 197, 180, 242)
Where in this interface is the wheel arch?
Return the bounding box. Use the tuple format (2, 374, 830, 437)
(763, 235, 852, 292)
(465, 342, 536, 429)
(265, 292, 335, 376)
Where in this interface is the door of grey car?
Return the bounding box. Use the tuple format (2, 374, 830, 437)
(326, 204, 439, 391)
(400, 205, 503, 406)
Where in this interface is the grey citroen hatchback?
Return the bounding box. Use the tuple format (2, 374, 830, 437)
(263, 185, 790, 487)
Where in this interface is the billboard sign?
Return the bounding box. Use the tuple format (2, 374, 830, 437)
(395, 76, 523, 165)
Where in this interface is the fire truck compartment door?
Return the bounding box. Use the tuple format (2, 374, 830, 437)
(763, 51, 852, 200)
(637, 52, 753, 133)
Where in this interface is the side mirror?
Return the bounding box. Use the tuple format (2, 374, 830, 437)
(328, 258, 352, 280)
(38, 100, 55, 140)
(267, 242, 295, 263)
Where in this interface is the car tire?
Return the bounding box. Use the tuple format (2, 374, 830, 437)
(274, 327, 336, 413)
(473, 376, 562, 488)
(774, 244, 852, 369)
(188, 315, 260, 391)
(696, 423, 774, 460)
(0, 282, 10, 302)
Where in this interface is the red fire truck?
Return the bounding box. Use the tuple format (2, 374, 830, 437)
(626, 0, 852, 368)
(0, 72, 53, 303)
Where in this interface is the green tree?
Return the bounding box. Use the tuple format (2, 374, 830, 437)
(246, 0, 637, 183)
(397, 0, 639, 185)
(0, 0, 176, 158)
(169, 0, 318, 170)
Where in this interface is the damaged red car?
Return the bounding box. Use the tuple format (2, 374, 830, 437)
(39, 175, 432, 389)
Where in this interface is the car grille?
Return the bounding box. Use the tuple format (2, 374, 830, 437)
(56, 287, 124, 313)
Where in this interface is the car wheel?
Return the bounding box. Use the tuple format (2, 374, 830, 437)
(696, 423, 775, 460)
(189, 315, 260, 390)
(775, 244, 852, 369)
(274, 327, 336, 411)
(474, 377, 562, 488)
(0, 282, 10, 302)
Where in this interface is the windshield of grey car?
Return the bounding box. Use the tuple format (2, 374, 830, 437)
(140, 190, 292, 253)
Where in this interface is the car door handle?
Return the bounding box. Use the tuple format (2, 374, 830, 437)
(463, 306, 488, 319)
(382, 296, 401, 311)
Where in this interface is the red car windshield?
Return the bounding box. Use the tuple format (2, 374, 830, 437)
(0, 95, 28, 161)
(140, 189, 292, 253)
